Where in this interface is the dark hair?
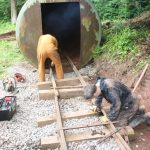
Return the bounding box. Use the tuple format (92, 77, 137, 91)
(83, 84, 96, 99)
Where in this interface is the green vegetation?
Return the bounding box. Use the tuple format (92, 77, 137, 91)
(94, 25, 150, 60)
(0, 21, 15, 33)
(91, 0, 150, 20)
(94, 23, 150, 72)
(0, 0, 26, 20)
(0, 15, 21, 77)
(0, 40, 25, 78)
(91, 0, 150, 68)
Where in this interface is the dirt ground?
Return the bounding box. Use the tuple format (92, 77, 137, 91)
(0, 30, 15, 40)
(130, 124, 150, 150)
(95, 57, 150, 150)
(130, 69, 150, 150)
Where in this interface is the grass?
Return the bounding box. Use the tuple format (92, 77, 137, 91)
(134, 55, 150, 72)
(93, 22, 150, 62)
(93, 21, 150, 75)
(0, 40, 25, 78)
(0, 21, 25, 78)
(0, 21, 15, 34)
(95, 26, 138, 60)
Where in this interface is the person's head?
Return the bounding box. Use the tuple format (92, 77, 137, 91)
(83, 84, 96, 99)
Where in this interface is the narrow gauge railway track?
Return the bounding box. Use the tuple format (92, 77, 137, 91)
(37, 55, 131, 150)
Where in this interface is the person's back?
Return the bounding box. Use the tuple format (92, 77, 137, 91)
(37, 34, 58, 57)
(99, 78, 134, 110)
(37, 34, 64, 81)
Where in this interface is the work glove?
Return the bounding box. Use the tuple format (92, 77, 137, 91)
(90, 105, 101, 113)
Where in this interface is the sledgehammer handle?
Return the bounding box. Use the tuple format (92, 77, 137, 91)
(132, 64, 149, 93)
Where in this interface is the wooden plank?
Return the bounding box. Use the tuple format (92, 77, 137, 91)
(41, 131, 109, 149)
(37, 76, 90, 90)
(37, 115, 55, 127)
(37, 111, 97, 127)
(39, 88, 84, 100)
(132, 63, 148, 93)
(51, 71, 68, 150)
(101, 109, 131, 150)
(66, 55, 87, 86)
(41, 136, 58, 149)
(41, 127, 133, 149)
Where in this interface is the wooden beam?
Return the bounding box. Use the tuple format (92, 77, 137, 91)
(37, 111, 97, 127)
(66, 55, 87, 86)
(101, 109, 131, 150)
(41, 127, 133, 150)
(132, 63, 148, 93)
(41, 130, 109, 149)
(39, 88, 84, 100)
(37, 76, 90, 90)
(51, 70, 68, 150)
(41, 136, 58, 149)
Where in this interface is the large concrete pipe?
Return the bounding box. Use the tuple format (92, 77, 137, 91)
(16, 0, 101, 68)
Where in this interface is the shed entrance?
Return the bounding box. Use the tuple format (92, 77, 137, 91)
(41, 2, 80, 62)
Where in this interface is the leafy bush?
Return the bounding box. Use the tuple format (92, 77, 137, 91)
(0, 0, 10, 20)
(0, 21, 15, 33)
(91, 0, 150, 20)
(0, 0, 26, 21)
(0, 0, 150, 21)
(93, 25, 150, 60)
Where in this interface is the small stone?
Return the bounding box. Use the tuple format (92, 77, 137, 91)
(140, 132, 143, 135)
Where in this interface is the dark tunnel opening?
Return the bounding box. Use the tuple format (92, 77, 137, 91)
(41, 2, 81, 68)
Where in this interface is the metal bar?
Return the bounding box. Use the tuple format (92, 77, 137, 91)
(58, 121, 118, 130)
(97, 128, 122, 144)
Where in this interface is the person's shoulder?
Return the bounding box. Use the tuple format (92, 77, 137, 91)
(96, 77, 107, 87)
(96, 77, 106, 81)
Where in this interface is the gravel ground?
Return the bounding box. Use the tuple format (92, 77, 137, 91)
(0, 61, 120, 150)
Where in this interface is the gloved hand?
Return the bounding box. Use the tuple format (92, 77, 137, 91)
(90, 105, 101, 113)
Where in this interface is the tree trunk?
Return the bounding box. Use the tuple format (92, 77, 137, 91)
(11, 0, 17, 24)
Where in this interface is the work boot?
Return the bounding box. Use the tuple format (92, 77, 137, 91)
(128, 114, 146, 128)
(144, 112, 150, 126)
(137, 105, 146, 115)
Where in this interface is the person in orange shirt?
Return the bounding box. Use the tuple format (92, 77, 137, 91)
(37, 34, 64, 81)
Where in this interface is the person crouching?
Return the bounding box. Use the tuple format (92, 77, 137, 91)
(83, 77, 142, 127)
(37, 34, 64, 81)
